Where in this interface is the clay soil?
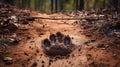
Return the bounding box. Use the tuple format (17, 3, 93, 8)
(0, 5, 120, 67)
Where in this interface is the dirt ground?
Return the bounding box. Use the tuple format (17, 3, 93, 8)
(0, 7, 120, 67)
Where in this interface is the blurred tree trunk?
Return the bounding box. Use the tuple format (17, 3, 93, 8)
(79, 0, 84, 11)
(60, 0, 64, 11)
(0, 0, 3, 3)
(51, 0, 54, 13)
(37, 0, 41, 11)
(35, 0, 39, 10)
(94, 0, 97, 9)
(40, 0, 44, 11)
(26, 0, 30, 9)
(108, 0, 118, 12)
(3, 0, 14, 5)
(74, 0, 79, 11)
(22, 0, 26, 9)
(108, 0, 120, 13)
(103, 0, 106, 8)
(55, 0, 58, 12)
(57, 0, 60, 12)
(74, 0, 84, 11)
(118, 0, 120, 13)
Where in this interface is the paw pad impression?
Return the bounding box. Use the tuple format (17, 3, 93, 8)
(42, 32, 75, 56)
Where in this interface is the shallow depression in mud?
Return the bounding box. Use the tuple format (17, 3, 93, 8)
(70, 35, 88, 46)
(41, 32, 76, 56)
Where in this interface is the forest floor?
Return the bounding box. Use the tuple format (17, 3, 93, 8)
(0, 4, 120, 67)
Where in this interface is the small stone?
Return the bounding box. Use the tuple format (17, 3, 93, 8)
(41, 60, 45, 63)
(97, 44, 105, 49)
(114, 39, 120, 44)
(31, 62, 37, 67)
(114, 32, 120, 38)
(105, 45, 109, 48)
(43, 25, 45, 28)
(86, 54, 92, 61)
(27, 58, 31, 61)
(11, 33, 17, 37)
(78, 48, 81, 52)
(27, 36, 31, 39)
(3, 57, 13, 65)
(9, 38, 19, 45)
(24, 52, 29, 56)
(49, 59, 53, 66)
(42, 64, 44, 67)
(9, 38, 15, 42)
(89, 62, 97, 67)
(36, 49, 39, 53)
(40, 33, 44, 35)
(64, 30, 67, 31)
(90, 39, 96, 42)
(113, 53, 117, 57)
(49, 59, 53, 63)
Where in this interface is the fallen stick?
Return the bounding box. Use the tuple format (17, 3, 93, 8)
(23, 16, 99, 21)
(25, 16, 85, 20)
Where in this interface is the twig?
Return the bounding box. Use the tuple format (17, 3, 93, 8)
(25, 16, 86, 20)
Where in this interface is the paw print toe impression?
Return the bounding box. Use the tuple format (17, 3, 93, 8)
(42, 32, 75, 56)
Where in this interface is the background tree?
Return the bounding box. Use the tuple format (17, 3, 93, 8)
(79, 0, 84, 11)
(51, 0, 54, 13)
(3, 0, 14, 5)
(108, 0, 119, 12)
(74, 0, 79, 11)
(55, 0, 58, 12)
(60, 0, 64, 11)
(1, 0, 119, 13)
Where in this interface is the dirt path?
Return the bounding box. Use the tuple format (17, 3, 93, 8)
(31, 17, 90, 67)
(27, 13, 120, 67)
(0, 12, 120, 67)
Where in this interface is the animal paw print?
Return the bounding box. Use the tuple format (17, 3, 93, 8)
(42, 32, 75, 56)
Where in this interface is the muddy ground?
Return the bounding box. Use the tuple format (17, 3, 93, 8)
(0, 4, 120, 67)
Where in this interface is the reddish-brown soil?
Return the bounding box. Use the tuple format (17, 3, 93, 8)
(0, 10, 120, 67)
